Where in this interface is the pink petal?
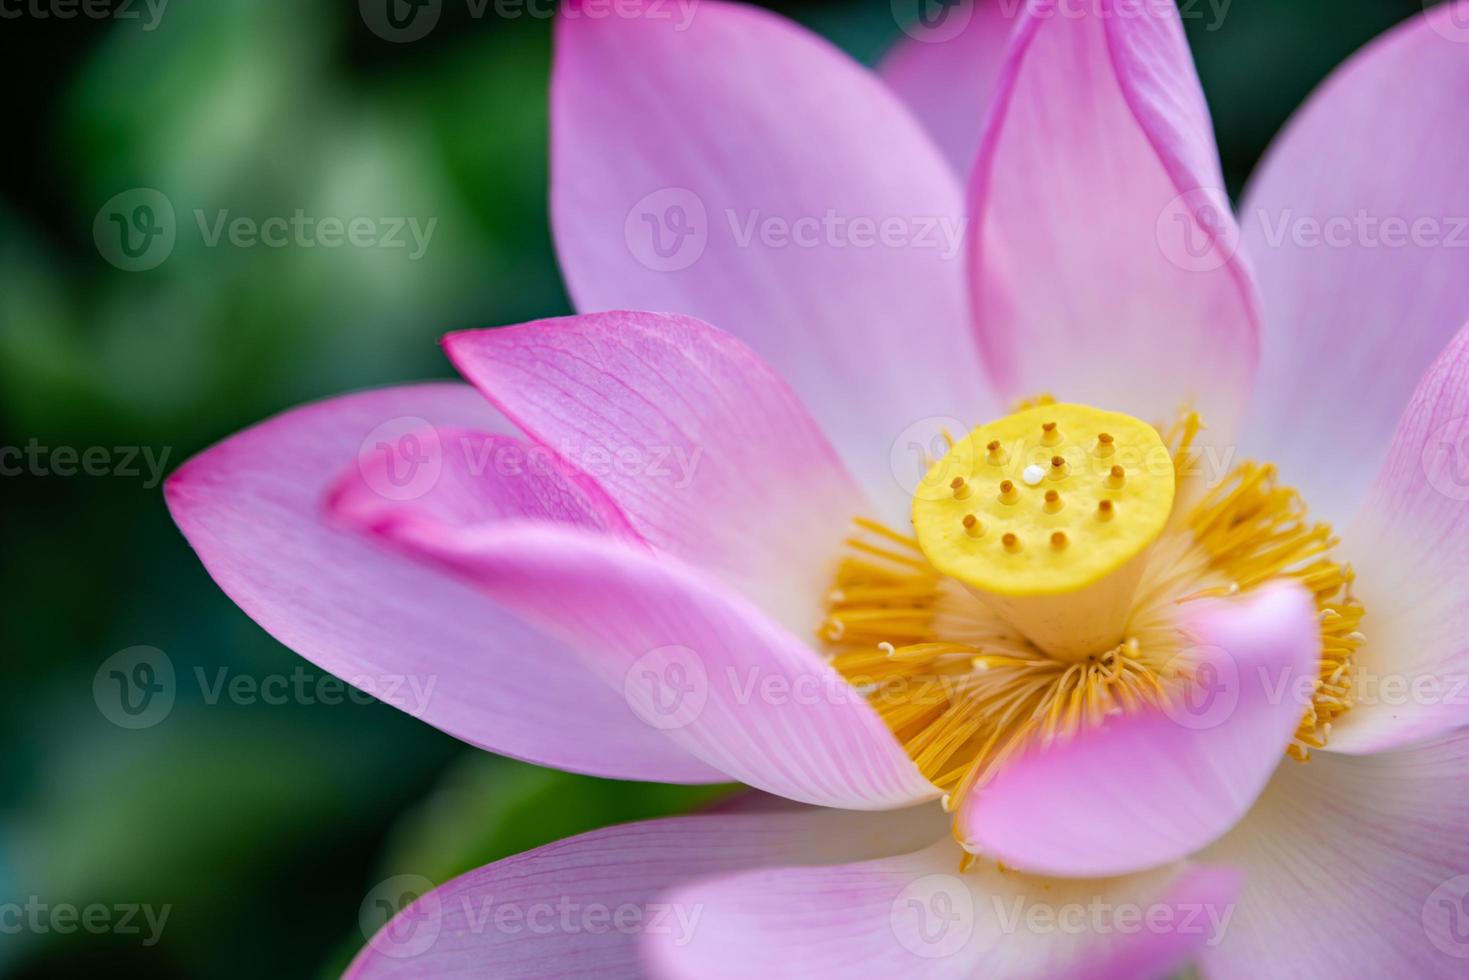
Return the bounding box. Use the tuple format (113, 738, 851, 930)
(1197, 730, 1469, 977)
(323, 507, 939, 810)
(444, 311, 865, 633)
(552, 2, 989, 515)
(1333, 323, 1469, 754)
(1240, 4, 1469, 524)
(166, 383, 719, 783)
(879, 0, 1017, 177)
(346, 806, 948, 978)
(649, 839, 1240, 980)
(956, 582, 1319, 877)
(968, 0, 1260, 430)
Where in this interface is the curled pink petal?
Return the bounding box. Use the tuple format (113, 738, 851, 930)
(444, 311, 865, 633)
(956, 582, 1319, 878)
(166, 383, 719, 783)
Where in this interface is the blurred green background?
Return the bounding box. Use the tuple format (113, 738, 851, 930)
(0, 0, 1437, 975)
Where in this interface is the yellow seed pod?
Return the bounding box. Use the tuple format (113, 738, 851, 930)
(912, 404, 1177, 659)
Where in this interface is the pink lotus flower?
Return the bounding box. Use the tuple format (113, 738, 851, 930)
(166, 1, 1469, 976)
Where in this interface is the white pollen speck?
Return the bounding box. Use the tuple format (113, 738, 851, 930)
(1022, 464, 1045, 486)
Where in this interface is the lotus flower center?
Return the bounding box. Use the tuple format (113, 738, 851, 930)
(818, 398, 1365, 810)
(912, 403, 1175, 661)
